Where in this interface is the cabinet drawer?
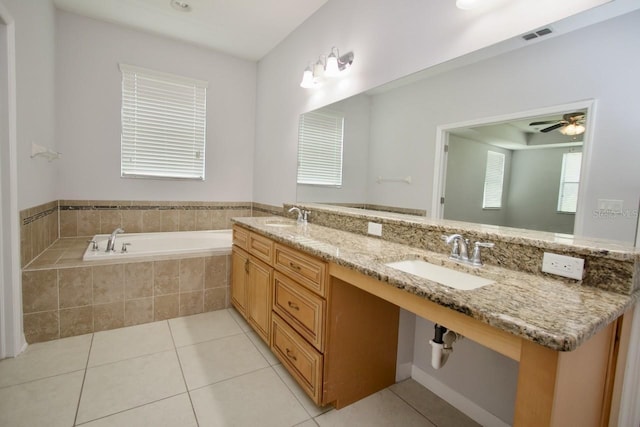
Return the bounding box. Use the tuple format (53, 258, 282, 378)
(274, 244, 326, 296)
(249, 232, 274, 265)
(271, 313, 323, 404)
(232, 225, 249, 251)
(273, 272, 325, 351)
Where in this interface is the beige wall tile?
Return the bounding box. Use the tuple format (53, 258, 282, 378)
(205, 255, 228, 289)
(195, 210, 212, 230)
(179, 258, 204, 292)
(94, 302, 124, 332)
(77, 210, 100, 237)
(23, 311, 59, 343)
(161, 210, 179, 232)
(154, 260, 179, 295)
(59, 267, 92, 309)
(100, 210, 122, 234)
(179, 291, 203, 316)
(60, 306, 93, 338)
(20, 222, 32, 267)
(125, 298, 154, 327)
(154, 294, 179, 321)
(142, 210, 162, 232)
(58, 210, 76, 238)
(32, 219, 46, 257)
(22, 270, 58, 314)
(122, 210, 143, 233)
(211, 210, 226, 230)
(125, 262, 153, 299)
(204, 288, 227, 312)
(179, 210, 196, 231)
(93, 264, 124, 304)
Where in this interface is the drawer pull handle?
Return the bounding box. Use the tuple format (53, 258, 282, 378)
(286, 348, 297, 361)
(287, 301, 300, 311)
(289, 262, 301, 271)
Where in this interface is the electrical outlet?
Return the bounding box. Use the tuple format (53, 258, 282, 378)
(367, 222, 382, 236)
(542, 252, 585, 280)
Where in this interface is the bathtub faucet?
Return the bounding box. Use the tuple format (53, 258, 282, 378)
(106, 228, 125, 252)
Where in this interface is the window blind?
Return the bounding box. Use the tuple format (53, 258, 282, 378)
(120, 64, 207, 180)
(297, 110, 344, 187)
(482, 151, 505, 209)
(558, 152, 582, 213)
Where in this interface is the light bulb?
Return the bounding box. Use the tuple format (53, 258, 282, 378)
(300, 67, 314, 88)
(313, 59, 325, 83)
(325, 52, 340, 77)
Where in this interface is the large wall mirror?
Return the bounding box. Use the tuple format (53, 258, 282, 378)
(294, 8, 630, 238)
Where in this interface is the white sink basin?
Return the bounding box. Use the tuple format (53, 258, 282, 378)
(385, 260, 494, 290)
(264, 220, 296, 228)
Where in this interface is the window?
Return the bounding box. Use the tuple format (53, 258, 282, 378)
(558, 152, 582, 213)
(297, 110, 344, 187)
(482, 151, 505, 209)
(120, 64, 207, 180)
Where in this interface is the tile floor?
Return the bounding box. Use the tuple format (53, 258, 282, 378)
(0, 308, 479, 427)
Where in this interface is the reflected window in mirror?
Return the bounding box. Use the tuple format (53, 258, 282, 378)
(558, 152, 582, 213)
(482, 151, 506, 209)
(297, 110, 344, 187)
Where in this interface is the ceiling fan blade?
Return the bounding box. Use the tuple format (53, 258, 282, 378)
(540, 123, 565, 133)
(529, 120, 559, 126)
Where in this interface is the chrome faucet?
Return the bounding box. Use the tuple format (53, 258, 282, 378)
(288, 207, 310, 224)
(106, 228, 125, 252)
(442, 233, 494, 266)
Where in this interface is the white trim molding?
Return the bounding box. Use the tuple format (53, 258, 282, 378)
(0, 1, 27, 359)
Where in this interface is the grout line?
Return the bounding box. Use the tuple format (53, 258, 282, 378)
(0, 367, 87, 390)
(387, 382, 439, 427)
(270, 364, 332, 419)
(185, 365, 272, 394)
(168, 319, 200, 427)
(72, 333, 94, 426)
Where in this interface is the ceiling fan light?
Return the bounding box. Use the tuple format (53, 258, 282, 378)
(560, 124, 585, 136)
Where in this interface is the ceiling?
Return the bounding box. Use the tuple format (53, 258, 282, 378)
(450, 110, 587, 150)
(53, 0, 328, 60)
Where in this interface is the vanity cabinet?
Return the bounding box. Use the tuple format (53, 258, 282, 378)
(231, 227, 273, 344)
(231, 224, 400, 409)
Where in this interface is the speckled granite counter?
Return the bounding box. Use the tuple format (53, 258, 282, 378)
(232, 216, 639, 352)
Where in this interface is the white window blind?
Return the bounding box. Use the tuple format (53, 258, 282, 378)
(297, 110, 344, 187)
(482, 151, 505, 209)
(558, 152, 582, 213)
(120, 64, 207, 180)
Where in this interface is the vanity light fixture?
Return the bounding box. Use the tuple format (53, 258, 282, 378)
(299, 47, 354, 89)
(560, 123, 586, 136)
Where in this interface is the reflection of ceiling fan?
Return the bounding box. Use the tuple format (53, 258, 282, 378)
(530, 112, 586, 135)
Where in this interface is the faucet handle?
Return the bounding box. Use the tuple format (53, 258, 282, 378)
(471, 242, 495, 266)
(87, 240, 99, 251)
(121, 242, 131, 253)
(302, 210, 311, 222)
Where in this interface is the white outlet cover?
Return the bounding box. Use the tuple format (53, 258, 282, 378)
(367, 222, 382, 236)
(542, 252, 585, 280)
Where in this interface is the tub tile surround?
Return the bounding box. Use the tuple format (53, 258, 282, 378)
(19, 199, 286, 344)
(233, 213, 639, 352)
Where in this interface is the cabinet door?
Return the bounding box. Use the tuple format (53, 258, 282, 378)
(247, 257, 273, 344)
(231, 247, 249, 317)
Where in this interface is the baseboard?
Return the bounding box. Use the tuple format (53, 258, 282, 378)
(396, 362, 412, 381)
(411, 365, 511, 427)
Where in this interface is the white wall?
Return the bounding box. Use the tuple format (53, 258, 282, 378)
(3, 0, 57, 210)
(253, 0, 613, 210)
(55, 11, 257, 202)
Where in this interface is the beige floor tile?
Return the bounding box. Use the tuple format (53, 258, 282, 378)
(0, 370, 84, 427)
(228, 307, 252, 332)
(80, 393, 197, 427)
(315, 388, 435, 427)
(190, 367, 308, 427)
(295, 420, 319, 427)
(0, 334, 91, 388)
(177, 333, 269, 390)
(77, 350, 186, 424)
(88, 320, 174, 367)
(273, 364, 332, 418)
(389, 379, 481, 427)
(246, 329, 280, 366)
(168, 309, 243, 347)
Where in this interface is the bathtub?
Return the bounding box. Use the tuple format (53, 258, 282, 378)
(82, 230, 232, 261)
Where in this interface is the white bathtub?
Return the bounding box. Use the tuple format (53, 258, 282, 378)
(82, 230, 232, 261)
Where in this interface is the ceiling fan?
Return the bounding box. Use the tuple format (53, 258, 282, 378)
(530, 112, 586, 135)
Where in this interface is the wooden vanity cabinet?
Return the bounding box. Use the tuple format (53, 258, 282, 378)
(232, 224, 399, 409)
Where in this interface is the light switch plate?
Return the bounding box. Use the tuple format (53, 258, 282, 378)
(542, 252, 585, 280)
(367, 222, 382, 236)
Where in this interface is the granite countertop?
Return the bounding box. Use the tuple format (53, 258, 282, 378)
(233, 216, 639, 352)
